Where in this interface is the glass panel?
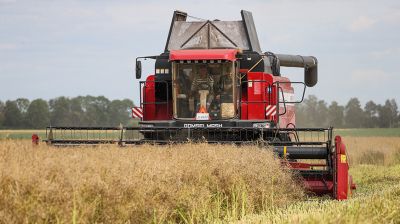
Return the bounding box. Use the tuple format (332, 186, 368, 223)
(174, 62, 235, 119)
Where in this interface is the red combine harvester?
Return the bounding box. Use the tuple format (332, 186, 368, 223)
(45, 10, 355, 200)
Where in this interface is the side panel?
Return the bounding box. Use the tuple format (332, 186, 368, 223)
(240, 72, 296, 126)
(241, 72, 276, 121)
(246, 72, 268, 120)
(240, 86, 248, 119)
(335, 136, 349, 200)
(142, 75, 173, 121)
(155, 100, 173, 120)
(143, 75, 156, 121)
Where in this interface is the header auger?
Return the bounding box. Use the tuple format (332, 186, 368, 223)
(45, 10, 355, 200)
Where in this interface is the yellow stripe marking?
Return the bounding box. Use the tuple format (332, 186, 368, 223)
(341, 155, 347, 163)
(283, 146, 287, 158)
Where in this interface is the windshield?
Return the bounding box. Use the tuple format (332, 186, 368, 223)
(173, 62, 236, 120)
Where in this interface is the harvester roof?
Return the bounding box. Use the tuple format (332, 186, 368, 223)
(165, 10, 262, 53)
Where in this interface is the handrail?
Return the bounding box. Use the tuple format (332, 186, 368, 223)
(45, 126, 333, 145)
(140, 80, 170, 119)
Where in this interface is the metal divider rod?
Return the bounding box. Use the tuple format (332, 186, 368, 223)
(119, 128, 124, 145)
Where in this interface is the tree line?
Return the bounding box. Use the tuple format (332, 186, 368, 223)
(0, 96, 134, 129)
(0, 95, 398, 129)
(296, 95, 399, 128)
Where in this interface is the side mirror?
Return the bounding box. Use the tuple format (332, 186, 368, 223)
(135, 60, 142, 79)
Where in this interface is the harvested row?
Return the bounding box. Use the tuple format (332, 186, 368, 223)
(237, 164, 400, 224)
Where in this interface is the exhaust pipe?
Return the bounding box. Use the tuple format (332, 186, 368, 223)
(269, 53, 318, 87)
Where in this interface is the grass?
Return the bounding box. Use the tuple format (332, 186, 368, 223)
(0, 137, 399, 223)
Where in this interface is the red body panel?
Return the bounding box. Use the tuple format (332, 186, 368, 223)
(32, 134, 39, 145)
(288, 161, 334, 195)
(156, 101, 173, 120)
(240, 71, 295, 127)
(243, 72, 274, 120)
(335, 136, 350, 200)
(169, 49, 238, 61)
(283, 136, 350, 200)
(285, 135, 352, 200)
(304, 179, 334, 195)
(142, 75, 172, 121)
(143, 75, 156, 121)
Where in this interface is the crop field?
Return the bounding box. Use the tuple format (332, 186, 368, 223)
(335, 128, 400, 137)
(0, 132, 399, 223)
(0, 130, 47, 140)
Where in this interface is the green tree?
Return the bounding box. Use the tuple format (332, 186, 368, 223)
(69, 96, 87, 126)
(49, 97, 71, 126)
(344, 98, 364, 128)
(16, 98, 30, 127)
(315, 99, 329, 127)
(328, 101, 344, 128)
(107, 99, 134, 126)
(16, 98, 30, 114)
(83, 96, 110, 126)
(0, 101, 5, 128)
(398, 113, 400, 128)
(295, 104, 306, 127)
(26, 99, 50, 129)
(364, 101, 379, 128)
(388, 99, 398, 127)
(295, 95, 328, 127)
(301, 95, 319, 127)
(378, 99, 398, 128)
(377, 104, 390, 127)
(3, 101, 23, 128)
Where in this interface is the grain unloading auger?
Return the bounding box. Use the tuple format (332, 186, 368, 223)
(44, 10, 356, 199)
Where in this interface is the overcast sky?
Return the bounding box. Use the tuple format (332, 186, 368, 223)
(0, 0, 399, 106)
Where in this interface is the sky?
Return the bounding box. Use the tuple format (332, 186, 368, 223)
(0, 0, 399, 106)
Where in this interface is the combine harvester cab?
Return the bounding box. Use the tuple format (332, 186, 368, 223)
(45, 10, 356, 200)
